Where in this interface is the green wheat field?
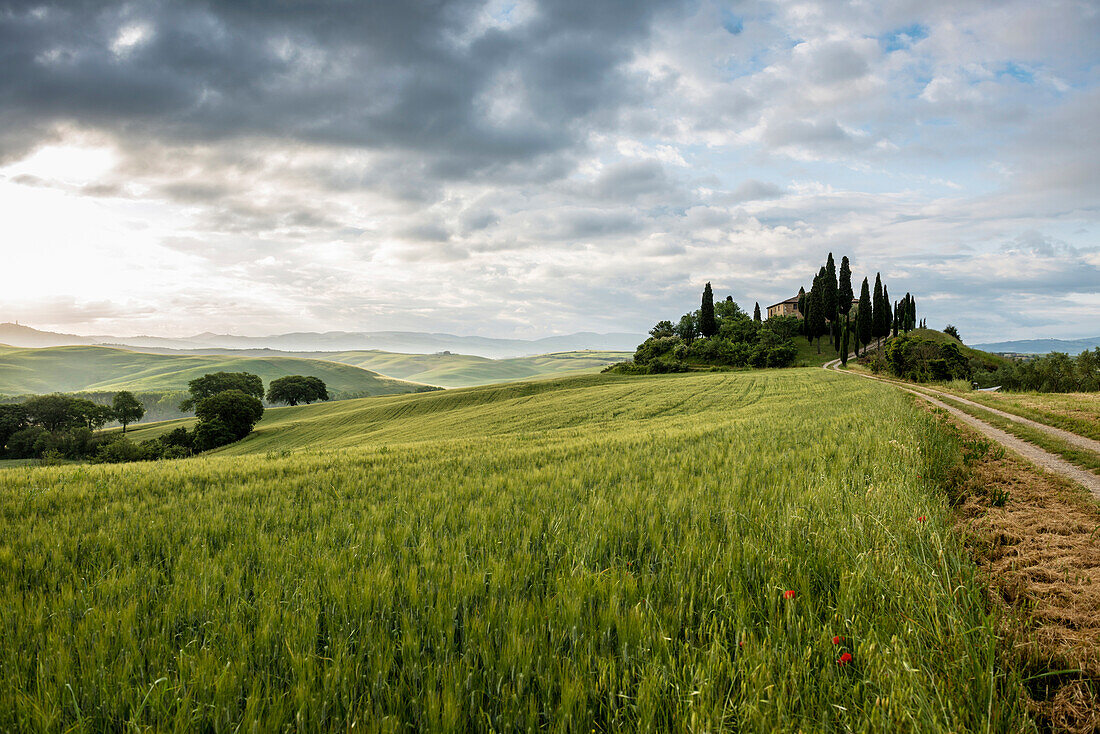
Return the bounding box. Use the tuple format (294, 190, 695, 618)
(0, 370, 1028, 731)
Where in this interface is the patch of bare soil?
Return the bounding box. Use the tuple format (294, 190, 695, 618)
(953, 438, 1100, 732)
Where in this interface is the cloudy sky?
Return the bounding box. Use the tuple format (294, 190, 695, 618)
(1, 0, 1097, 342)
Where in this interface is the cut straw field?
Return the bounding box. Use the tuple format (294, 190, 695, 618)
(0, 370, 1031, 731)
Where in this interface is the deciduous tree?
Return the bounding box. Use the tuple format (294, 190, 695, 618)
(112, 391, 145, 433)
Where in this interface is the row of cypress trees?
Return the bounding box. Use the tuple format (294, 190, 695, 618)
(796, 254, 918, 364)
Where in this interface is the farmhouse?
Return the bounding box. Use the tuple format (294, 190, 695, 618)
(766, 296, 801, 319)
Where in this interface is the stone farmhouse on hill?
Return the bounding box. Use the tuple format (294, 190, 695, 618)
(766, 296, 802, 319)
(766, 294, 859, 320)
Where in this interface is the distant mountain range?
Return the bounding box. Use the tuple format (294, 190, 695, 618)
(971, 336, 1100, 355)
(0, 322, 645, 359)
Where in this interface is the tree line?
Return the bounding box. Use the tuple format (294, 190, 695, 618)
(0, 372, 329, 463)
(612, 287, 802, 373)
(797, 253, 917, 363)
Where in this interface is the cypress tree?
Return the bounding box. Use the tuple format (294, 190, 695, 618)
(837, 257, 853, 317)
(857, 277, 873, 349)
(838, 256, 854, 359)
(753, 302, 761, 321)
(824, 253, 838, 324)
(882, 285, 892, 340)
(802, 290, 814, 338)
(700, 282, 717, 338)
(809, 276, 827, 353)
(797, 286, 806, 316)
(871, 273, 885, 342)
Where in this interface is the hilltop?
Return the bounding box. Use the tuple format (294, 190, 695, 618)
(971, 336, 1100, 356)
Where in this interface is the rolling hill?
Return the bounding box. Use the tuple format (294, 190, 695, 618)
(0, 344, 424, 397)
(1, 369, 1032, 729)
(971, 336, 1100, 355)
(0, 322, 645, 358)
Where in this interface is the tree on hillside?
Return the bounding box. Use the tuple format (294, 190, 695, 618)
(857, 277, 873, 351)
(841, 320, 850, 365)
(823, 253, 838, 323)
(0, 404, 28, 453)
(944, 325, 960, 341)
(808, 276, 827, 353)
(675, 313, 698, 344)
(871, 273, 886, 343)
(882, 285, 892, 340)
(838, 257, 853, 317)
(838, 256, 854, 360)
(22, 394, 112, 433)
(194, 390, 264, 443)
(715, 296, 744, 322)
(699, 283, 717, 338)
(753, 302, 761, 321)
(649, 320, 675, 338)
(112, 391, 145, 433)
(179, 372, 264, 411)
(267, 376, 330, 406)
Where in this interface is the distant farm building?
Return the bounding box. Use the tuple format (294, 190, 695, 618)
(767, 296, 801, 319)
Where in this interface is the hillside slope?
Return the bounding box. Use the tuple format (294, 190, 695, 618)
(0, 344, 423, 397)
(1, 369, 1033, 730)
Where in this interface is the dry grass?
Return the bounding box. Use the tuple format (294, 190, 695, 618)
(952, 434, 1100, 732)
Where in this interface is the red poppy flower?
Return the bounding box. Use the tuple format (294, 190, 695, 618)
(783, 590, 796, 599)
(832, 635, 842, 645)
(837, 652, 853, 666)
(916, 515, 927, 523)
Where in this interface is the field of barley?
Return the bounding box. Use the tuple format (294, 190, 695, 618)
(0, 370, 1029, 731)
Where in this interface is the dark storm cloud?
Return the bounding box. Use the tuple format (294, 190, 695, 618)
(0, 0, 681, 174)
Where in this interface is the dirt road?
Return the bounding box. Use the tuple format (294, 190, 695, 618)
(823, 357, 1100, 499)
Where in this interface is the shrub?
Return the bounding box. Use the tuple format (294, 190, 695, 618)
(95, 438, 150, 464)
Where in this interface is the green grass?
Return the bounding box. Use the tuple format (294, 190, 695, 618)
(0, 344, 424, 396)
(935, 389, 1100, 442)
(905, 329, 1012, 369)
(929, 392, 1100, 477)
(320, 349, 631, 387)
(0, 370, 1029, 731)
(791, 335, 843, 367)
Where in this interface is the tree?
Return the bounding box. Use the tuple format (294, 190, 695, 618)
(872, 273, 886, 342)
(808, 276, 827, 353)
(649, 320, 675, 338)
(857, 277, 873, 351)
(840, 320, 850, 366)
(714, 297, 745, 322)
(699, 282, 717, 338)
(823, 253, 838, 323)
(267, 376, 330, 406)
(22, 394, 104, 433)
(944, 325, 961, 341)
(753, 302, 761, 321)
(675, 313, 698, 344)
(881, 285, 892, 340)
(797, 286, 806, 316)
(194, 390, 264, 442)
(180, 372, 264, 411)
(0, 404, 28, 452)
(112, 391, 145, 433)
(838, 255, 854, 360)
(837, 257, 853, 317)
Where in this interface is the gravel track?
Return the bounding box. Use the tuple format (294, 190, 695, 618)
(823, 357, 1100, 499)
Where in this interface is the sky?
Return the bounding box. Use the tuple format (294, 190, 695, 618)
(0, 0, 1097, 343)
